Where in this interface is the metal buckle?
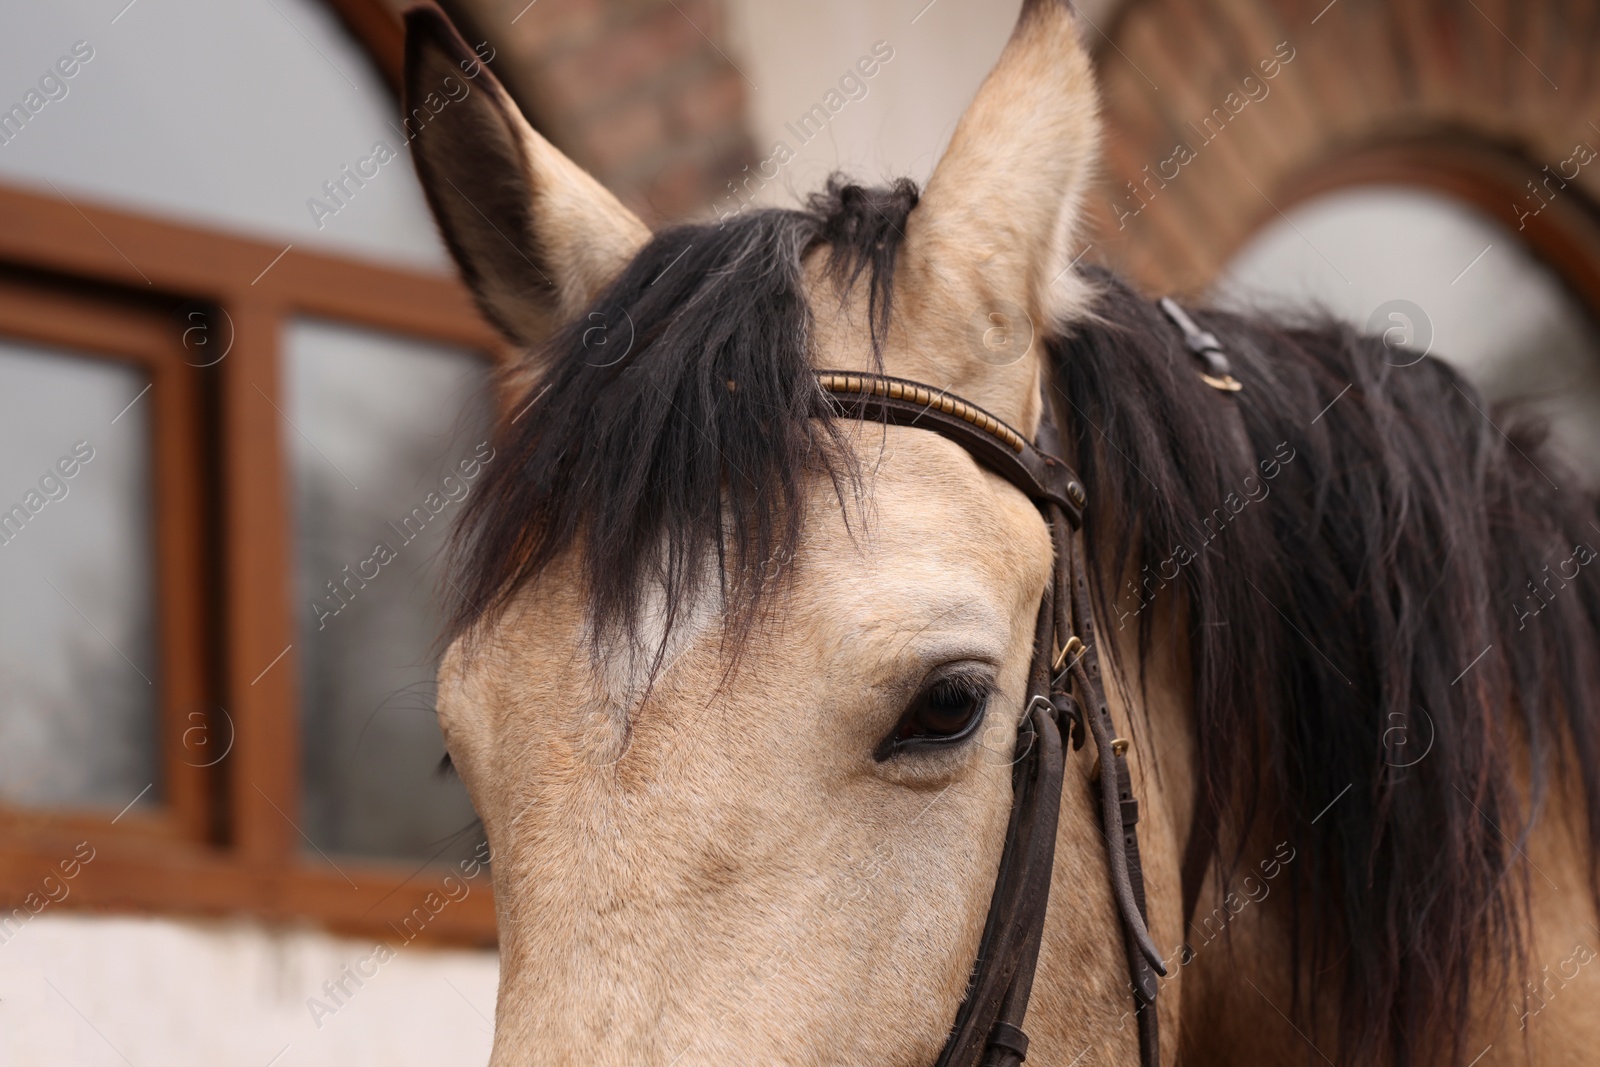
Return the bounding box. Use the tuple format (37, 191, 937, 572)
(1024, 693, 1056, 725)
(1052, 634, 1085, 672)
(1160, 296, 1244, 394)
(1090, 738, 1132, 783)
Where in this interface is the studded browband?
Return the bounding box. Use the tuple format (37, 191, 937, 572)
(815, 369, 1168, 1067)
(814, 372, 1087, 520)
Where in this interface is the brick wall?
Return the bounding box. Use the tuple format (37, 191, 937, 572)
(431, 0, 756, 223)
(1089, 0, 1600, 296)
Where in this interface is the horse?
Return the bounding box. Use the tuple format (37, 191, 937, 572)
(401, 1, 1600, 1062)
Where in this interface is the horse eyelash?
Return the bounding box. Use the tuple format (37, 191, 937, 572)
(926, 671, 992, 704)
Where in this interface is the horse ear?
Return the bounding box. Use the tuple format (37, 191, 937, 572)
(403, 3, 649, 350)
(906, 0, 1101, 371)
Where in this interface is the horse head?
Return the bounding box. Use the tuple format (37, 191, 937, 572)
(405, 1, 1184, 1062)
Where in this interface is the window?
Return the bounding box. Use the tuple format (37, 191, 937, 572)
(1, 343, 159, 812)
(0, 277, 207, 849)
(0, 182, 504, 945)
(285, 319, 492, 863)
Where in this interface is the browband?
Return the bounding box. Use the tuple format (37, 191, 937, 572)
(814, 372, 1087, 525)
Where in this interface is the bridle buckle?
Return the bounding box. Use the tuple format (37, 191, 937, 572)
(1024, 693, 1056, 726)
(1052, 634, 1085, 672)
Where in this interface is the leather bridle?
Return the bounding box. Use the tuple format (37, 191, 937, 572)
(814, 301, 1238, 1066)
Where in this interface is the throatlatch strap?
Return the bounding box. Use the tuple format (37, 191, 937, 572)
(1063, 513, 1166, 1067)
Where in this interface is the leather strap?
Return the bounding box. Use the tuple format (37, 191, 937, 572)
(815, 370, 1164, 1067)
(1158, 297, 1241, 392)
(815, 372, 1086, 524)
(1159, 294, 1242, 957)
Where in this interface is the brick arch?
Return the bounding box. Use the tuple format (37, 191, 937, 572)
(1087, 0, 1600, 300)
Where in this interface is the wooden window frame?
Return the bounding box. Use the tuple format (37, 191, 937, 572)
(0, 180, 506, 947)
(0, 279, 210, 848)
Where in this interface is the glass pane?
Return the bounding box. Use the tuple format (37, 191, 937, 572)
(0, 339, 158, 811)
(1218, 186, 1600, 483)
(285, 318, 492, 862)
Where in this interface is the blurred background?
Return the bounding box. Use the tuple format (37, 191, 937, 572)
(0, 0, 1595, 1062)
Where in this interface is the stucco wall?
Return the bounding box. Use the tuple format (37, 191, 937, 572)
(720, 0, 1016, 208)
(0, 913, 497, 1066)
(719, 0, 1123, 212)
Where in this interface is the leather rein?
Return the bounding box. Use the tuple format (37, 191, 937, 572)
(813, 300, 1236, 1067)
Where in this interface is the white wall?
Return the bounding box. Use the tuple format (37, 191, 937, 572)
(720, 0, 1021, 212)
(716, 0, 1123, 217)
(1, 914, 496, 1067)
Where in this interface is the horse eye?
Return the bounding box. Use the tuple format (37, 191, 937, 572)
(875, 674, 991, 760)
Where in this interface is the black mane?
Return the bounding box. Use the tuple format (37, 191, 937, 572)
(1060, 268, 1600, 1064)
(448, 177, 917, 655)
(449, 179, 1600, 1065)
